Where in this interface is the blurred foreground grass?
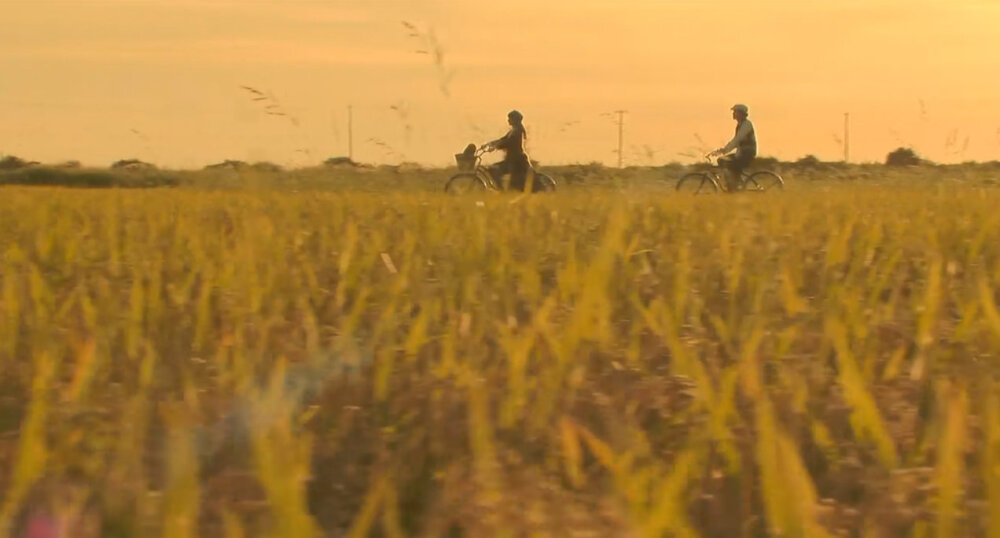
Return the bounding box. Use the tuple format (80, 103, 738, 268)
(1, 184, 1000, 537)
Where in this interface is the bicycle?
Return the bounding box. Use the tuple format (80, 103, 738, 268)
(675, 155, 784, 194)
(444, 145, 557, 194)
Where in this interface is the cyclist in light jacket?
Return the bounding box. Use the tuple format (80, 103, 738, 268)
(709, 104, 757, 190)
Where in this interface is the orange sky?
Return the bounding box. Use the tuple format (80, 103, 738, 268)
(2, 0, 999, 168)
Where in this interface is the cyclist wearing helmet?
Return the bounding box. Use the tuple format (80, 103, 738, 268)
(485, 110, 531, 190)
(709, 104, 757, 190)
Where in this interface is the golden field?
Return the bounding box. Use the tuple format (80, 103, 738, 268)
(1, 173, 1000, 537)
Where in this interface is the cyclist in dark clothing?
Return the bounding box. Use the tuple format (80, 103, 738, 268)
(486, 110, 531, 190)
(709, 104, 757, 190)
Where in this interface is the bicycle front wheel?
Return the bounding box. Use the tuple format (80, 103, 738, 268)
(676, 172, 719, 194)
(445, 173, 489, 194)
(745, 171, 784, 191)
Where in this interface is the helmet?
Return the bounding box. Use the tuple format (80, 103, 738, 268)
(507, 109, 524, 122)
(730, 104, 749, 114)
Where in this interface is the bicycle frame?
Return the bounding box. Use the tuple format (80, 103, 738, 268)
(466, 146, 538, 190)
(675, 155, 783, 194)
(701, 155, 753, 192)
(447, 144, 556, 193)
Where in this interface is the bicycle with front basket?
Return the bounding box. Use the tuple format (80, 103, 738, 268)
(444, 145, 557, 194)
(675, 155, 784, 194)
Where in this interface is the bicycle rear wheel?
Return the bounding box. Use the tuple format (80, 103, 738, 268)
(445, 173, 489, 194)
(530, 172, 557, 192)
(745, 171, 784, 191)
(676, 172, 719, 194)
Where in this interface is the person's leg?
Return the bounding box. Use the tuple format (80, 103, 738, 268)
(718, 156, 740, 191)
(488, 162, 508, 188)
(509, 158, 529, 191)
(732, 154, 754, 189)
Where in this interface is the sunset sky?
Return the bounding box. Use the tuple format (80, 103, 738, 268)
(2, 0, 999, 168)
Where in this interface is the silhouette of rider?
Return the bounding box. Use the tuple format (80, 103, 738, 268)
(485, 110, 531, 190)
(709, 104, 757, 190)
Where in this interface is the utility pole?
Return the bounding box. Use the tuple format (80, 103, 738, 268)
(348, 105, 354, 161)
(614, 110, 627, 168)
(843, 112, 850, 162)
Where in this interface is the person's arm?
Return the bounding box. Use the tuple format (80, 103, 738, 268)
(491, 130, 514, 151)
(717, 121, 752, 154)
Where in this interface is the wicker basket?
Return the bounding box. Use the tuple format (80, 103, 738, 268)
(455, 153, 476, 172)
